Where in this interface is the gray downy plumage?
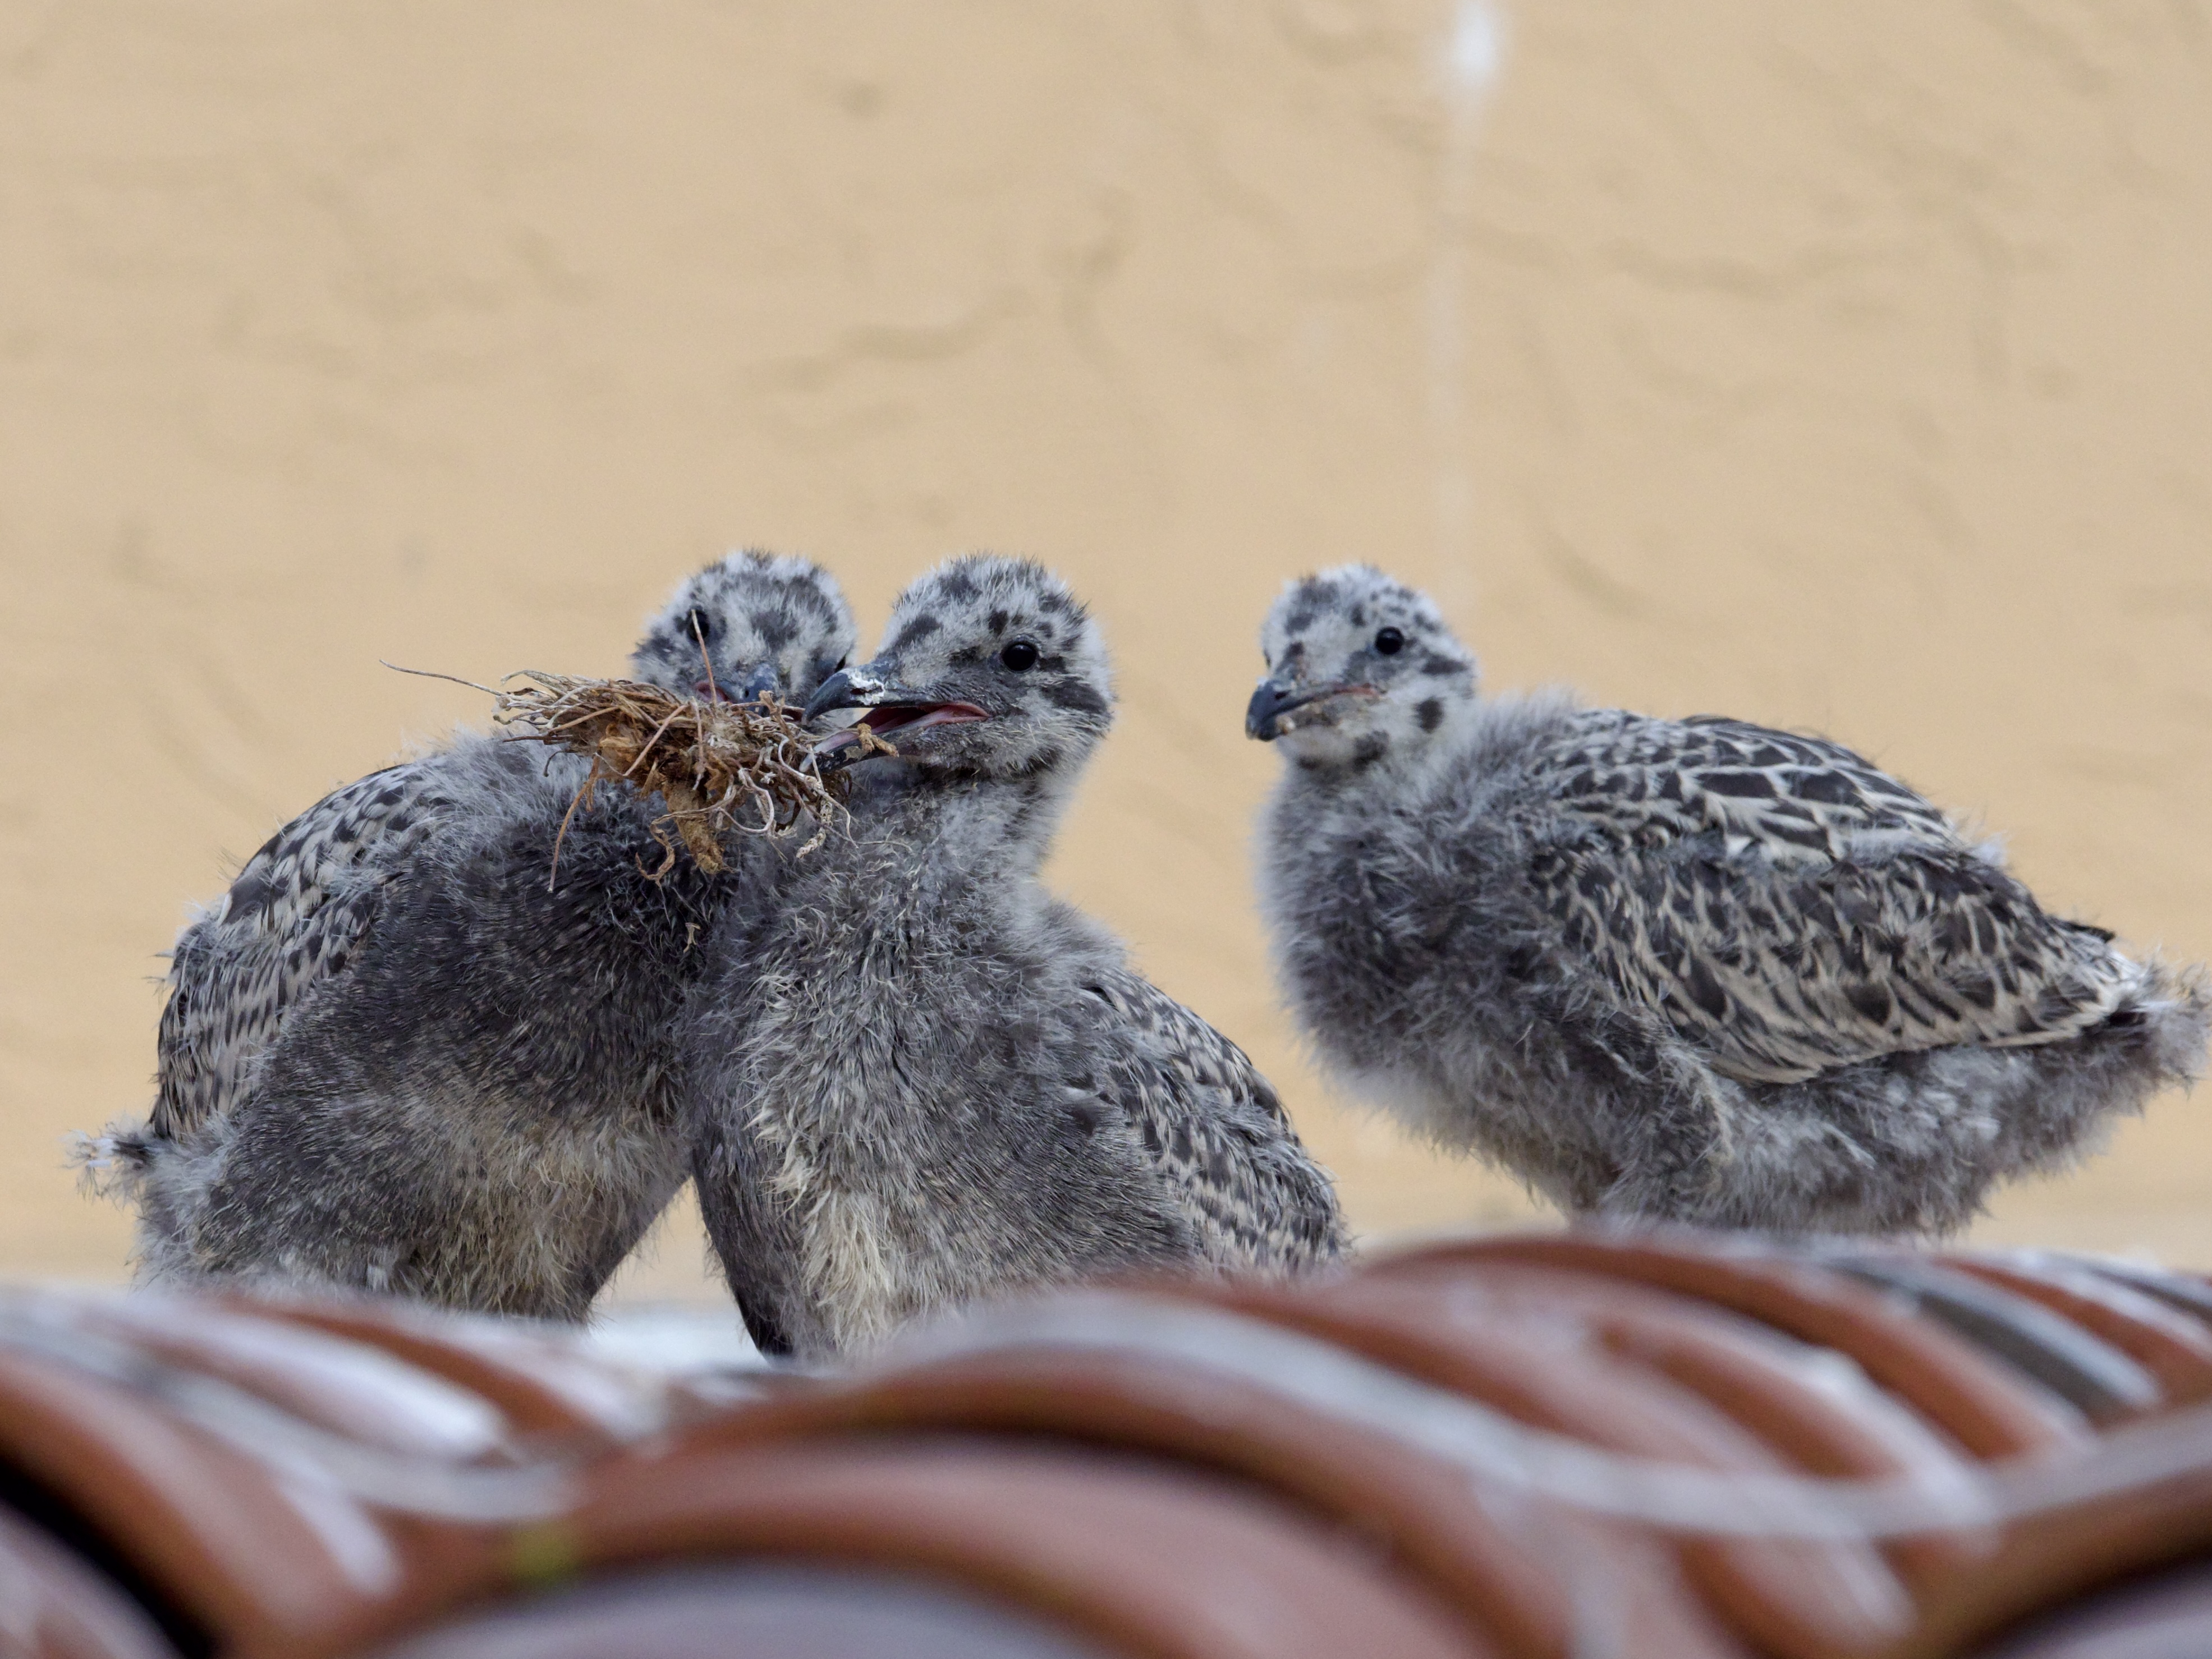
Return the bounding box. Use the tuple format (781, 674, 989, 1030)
(685, 555, 1345, 1360)
(1247, 564, 2210, 1235)
(84, 552, 856, 1318)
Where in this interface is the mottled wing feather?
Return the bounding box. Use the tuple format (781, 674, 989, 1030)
(154, 763, 456, 1138)
(1532, 711, 2133, 1084)
(1084, 969, 1343, 1266)
(1547, 711, 1959, 857)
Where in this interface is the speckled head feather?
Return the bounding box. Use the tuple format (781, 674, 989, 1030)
(631, 550, 856, 705)
(1249, 564, 1479, 771)
(809, 554, 1113, 780)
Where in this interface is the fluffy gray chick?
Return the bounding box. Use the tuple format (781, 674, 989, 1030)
(1247, 564, 2209, 1235)
(685, 555, 1344, 1359)
(92, 552, 856, 1317)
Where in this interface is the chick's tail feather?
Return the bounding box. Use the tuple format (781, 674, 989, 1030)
(67, 1118, 158, 1202)
(2123, 957, 2212, 1090)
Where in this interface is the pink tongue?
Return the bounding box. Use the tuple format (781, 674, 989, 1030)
(816, 703, 986, 751)
(865, 704, 985, 734)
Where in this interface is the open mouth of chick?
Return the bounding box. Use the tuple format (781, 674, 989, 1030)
(815, 701, 989, 756)
(1266, 684, 1380, 736)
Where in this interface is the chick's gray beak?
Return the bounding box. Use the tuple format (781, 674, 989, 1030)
(804, 664, 895, 722)
(1246, 676, 1375, 741)
(1245, 678, 1296, 742)
(1248, 676, 1343, 741)
(694, 663, 783, 704)
(804, 660, 949, 775)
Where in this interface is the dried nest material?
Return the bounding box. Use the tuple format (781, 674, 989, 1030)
(491, 672, 886, 877)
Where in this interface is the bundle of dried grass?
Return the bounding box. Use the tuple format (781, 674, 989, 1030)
(490, 672, 884, 877)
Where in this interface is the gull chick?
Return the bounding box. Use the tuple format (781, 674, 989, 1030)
(686, 555, 1344, 1358)
(1247, 564, 2208, 1234)
(92, 552, 856, 1317)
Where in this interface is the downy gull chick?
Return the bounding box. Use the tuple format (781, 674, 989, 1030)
(92, 552, 856, 1316)
(685, 555, 1345, 1358)
(1246, 564, 2209, 1235)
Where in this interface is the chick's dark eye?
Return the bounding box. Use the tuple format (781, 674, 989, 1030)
(1374, 626, 1405, 656)
(683, 607, 717, 644)
(1000, 640, 1040, 672)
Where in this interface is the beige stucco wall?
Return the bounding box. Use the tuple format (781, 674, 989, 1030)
(4, 2, 2209, 1296)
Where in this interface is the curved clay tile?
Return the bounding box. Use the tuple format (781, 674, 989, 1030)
(1895, 1410, 2212, 1657)
(23, 1229, 2212, 1658)
(2081, 1260, 2212, 1327)
(0, 1294, 561, 1658)
(352, 1562, 1120, 1659)
(0, 1344, 404, 1654)
(1375, 1234, 2085, 1459)
(636, 1335, 1743, 1659)
(1365, 1259, 1994, 1590)
(219, 1297, 678, 1448)
(1823, 1260, 2159, 1424)
(1936, 1254, 2212, 1410)
(1958, 1557, 2212, 1657)
(515, 1442, 1483, 1659)
(0, 1499, 176, 1659)
(58, 1297, 527, 1465)
(1176, 1275, 1915, 1659)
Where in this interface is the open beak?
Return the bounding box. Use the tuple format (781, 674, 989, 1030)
(805, 664, 989, 770)
(1245, 677, 1375, 741)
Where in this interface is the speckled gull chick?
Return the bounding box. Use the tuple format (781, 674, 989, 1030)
(683, 555, 1344, 1359)
(86, 552, 856, 1318)
(1246, 564, 2209, 1235)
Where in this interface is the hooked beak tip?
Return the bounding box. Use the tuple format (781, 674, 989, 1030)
(803, 667, 868, 723)
(1245, 679, 1294, 742)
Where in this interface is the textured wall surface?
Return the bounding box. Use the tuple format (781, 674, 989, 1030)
(4, 2, 2209, 1294)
